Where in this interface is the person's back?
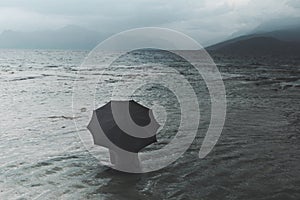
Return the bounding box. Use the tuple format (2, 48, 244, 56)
(109, 149, 142, 172)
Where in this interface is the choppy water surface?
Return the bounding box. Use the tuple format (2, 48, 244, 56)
(0, 49, 299, 199)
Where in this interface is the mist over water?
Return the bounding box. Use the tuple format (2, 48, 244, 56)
(0, 49, 299, 199)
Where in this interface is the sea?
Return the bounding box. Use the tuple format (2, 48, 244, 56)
(0, 49, 299, 199)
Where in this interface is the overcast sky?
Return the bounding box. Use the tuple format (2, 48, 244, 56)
(0, 0, 299, 45)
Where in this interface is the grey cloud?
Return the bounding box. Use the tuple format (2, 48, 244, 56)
(287, 0, 300, 8)
(0, 0, 300, 45)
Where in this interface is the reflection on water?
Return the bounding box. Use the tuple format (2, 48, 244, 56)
(0, 49, 299, 199)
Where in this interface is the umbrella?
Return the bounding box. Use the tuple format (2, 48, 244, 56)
(87, 100, 160, 169)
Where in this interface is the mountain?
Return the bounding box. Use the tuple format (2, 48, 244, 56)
(207, 26, 300, 58)
(0, 25, 106, 49)
(225, 17, 300, 43)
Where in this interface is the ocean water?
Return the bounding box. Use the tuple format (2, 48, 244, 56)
(0, 49, 299, 199)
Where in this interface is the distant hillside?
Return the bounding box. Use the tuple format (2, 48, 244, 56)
(0, 25, 106, 49)
(207, 26, 300, 58)
(208, 36, 300, 57)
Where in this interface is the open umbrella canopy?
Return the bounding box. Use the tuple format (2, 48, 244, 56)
(87, 100, 160, 153)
